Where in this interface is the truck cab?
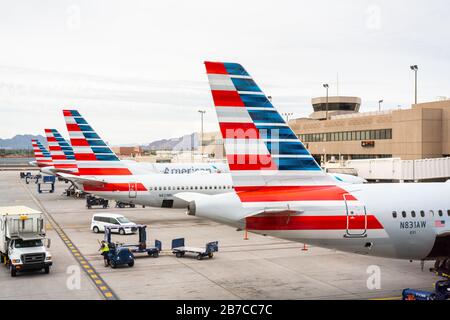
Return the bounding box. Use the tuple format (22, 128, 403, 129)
(0, 206, 52, 277)
(8, 237, 52, 277)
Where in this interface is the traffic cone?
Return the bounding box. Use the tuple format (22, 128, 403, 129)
(244, 228, 249, 240)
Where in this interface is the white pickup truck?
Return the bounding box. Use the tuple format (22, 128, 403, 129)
(0, 206, 52, 277)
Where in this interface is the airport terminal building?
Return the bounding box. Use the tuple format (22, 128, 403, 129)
(289, 97, 450, 162)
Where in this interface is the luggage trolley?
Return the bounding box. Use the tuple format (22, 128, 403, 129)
(171, 238, 218, 260)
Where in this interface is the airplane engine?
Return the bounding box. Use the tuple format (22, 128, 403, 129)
(186, 201, 196, 216)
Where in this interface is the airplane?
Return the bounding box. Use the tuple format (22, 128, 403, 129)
(58, 109, 367, 209)
(30, 139, 55, 175)
(59, 109, 234, 208)
(175, 61, 450, 270)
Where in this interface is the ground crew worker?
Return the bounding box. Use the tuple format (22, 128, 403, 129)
(99, 240, 110, 266)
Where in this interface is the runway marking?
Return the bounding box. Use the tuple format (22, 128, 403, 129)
(21, 181, 119, 301)
(371, 296, 402, 300)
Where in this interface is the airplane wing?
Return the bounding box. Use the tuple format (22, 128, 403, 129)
(58, 173, 106, 186)
(174, 192, 303, 218)
(173, 192, 205, 203)
(244, 207, 304, 218)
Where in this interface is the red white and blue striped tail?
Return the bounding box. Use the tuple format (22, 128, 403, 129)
(31, 139, 53, 167)
(204, 61, 335, 191)
(63, 110, 132, 176)
(44, 129, 78, 174)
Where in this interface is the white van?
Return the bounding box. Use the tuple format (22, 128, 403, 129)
(91, 213, 137, 235)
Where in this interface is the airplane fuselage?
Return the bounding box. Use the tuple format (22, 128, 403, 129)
(188, 182, 450, 260)
(75, 172, 366, 209)
(77, 173, 233, 208)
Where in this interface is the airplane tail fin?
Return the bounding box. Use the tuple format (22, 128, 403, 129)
(62, 110, 132, 176)
(44, 129, 79, 174)
(31, 139, 53, 167)
(204, 61, 334, 190)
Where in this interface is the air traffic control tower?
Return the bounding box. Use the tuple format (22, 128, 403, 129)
(309, 96, 361, 120)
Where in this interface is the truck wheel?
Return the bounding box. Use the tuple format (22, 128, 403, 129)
(197, 254, 203, 260)
(128, 261, 134, 267)
(11, 268, 16, 277)
(110, 261, 117, 269)
(153, 252, 159, 258)
(44, 266, 50, 274)
(93, 226, 100, 233)
(175, 252, 182, 258)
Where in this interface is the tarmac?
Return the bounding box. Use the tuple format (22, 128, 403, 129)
(0, 170, 441, 300)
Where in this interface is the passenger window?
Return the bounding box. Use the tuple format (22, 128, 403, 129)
(195, 186, 198, 190)
(214, 186, 217, 189)
(438, 210, 443, 217)
(199, 186, 203, 190)
(448, 210, 450, 217)
(420, 210, 425, 217)
(430, 210, 435, 217)
(181, 187, 184, 190)
(401, 211, 406, 218)
(163, 187, 166, 191)
(392, 211, 397, 218)
(110, 218, 119, 225)
(411, 211, 416, 218)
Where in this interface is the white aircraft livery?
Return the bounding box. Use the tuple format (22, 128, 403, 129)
(176, 61, 450, 270)
(57, 110, 364, 208)
(59, 110, 234, 208)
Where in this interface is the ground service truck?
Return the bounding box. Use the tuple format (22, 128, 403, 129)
(0, 206, 52, 277)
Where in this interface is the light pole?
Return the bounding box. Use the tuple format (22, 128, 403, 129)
(323, 84, 329, 120)
(198, 110, 206, 160)
(410, 65, 418, 104)
(378, 99, 383, 112)
(282, 112, 293, 122)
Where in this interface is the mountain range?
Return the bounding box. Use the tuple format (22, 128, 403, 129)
(143, 133, 199, 151)
(0, 133, 199, 151)
(0, 135, 47, 149)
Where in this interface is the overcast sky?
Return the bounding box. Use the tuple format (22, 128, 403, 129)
(1, 0, 449, 145)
